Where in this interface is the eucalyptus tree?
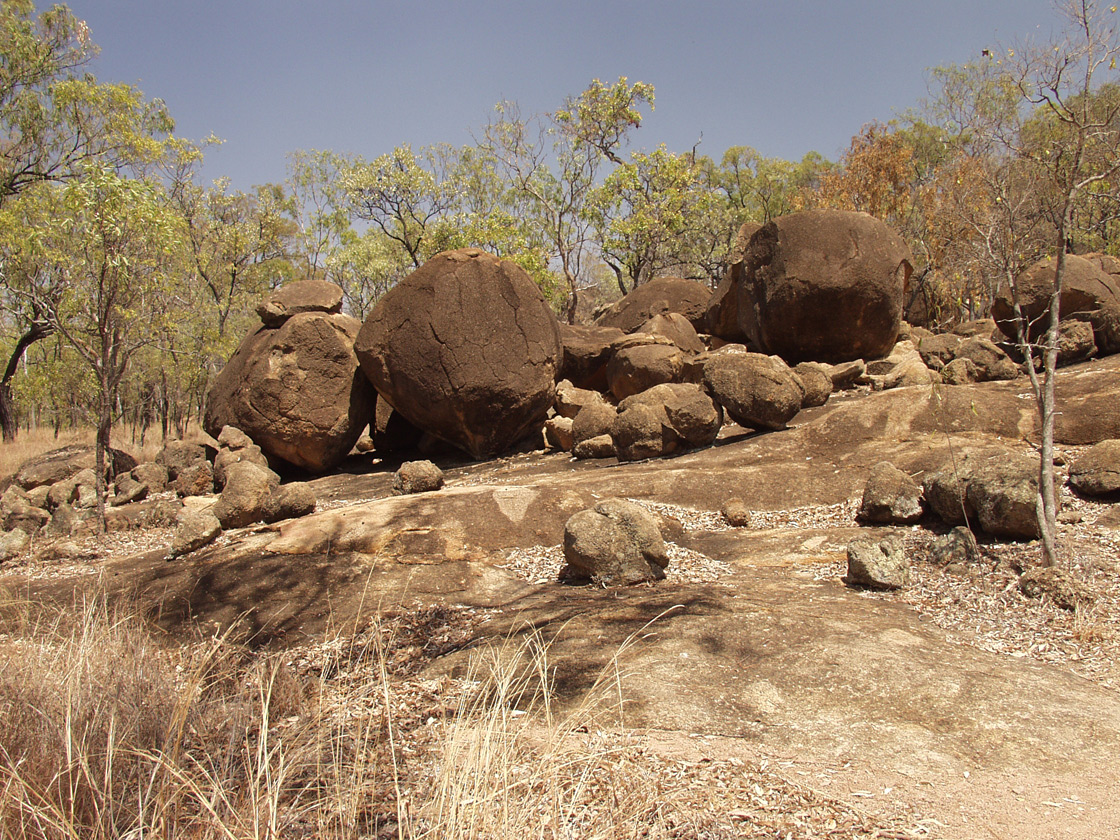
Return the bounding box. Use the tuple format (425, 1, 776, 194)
(0, 0, 180, 440)
(482, 77, 654, 322)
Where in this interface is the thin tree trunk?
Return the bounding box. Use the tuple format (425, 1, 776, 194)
(0, 320, 55, 442)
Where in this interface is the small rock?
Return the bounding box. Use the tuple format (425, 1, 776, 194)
(173, 461, 215, 498)
(561, 498, 669, 585)
(1018, 566, 1087, 611)
(928, 526, 981, 566)
(572, 434, 616, 460)
(216, 425, 255, 450)
(1069, 439, 1120, 497)
(844, 533, 909, 590)
(0, 529, 30, 561)
(544, 416, 575, 451)
(263, 482, 317, 522)
(393, 460, 444, 495)
(858, 462, 924, 524)
(211, 462, 280, 529)
(168, 509, 223, 559)
(721, 499, 752, 527)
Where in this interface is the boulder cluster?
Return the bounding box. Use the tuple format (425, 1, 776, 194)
(8, 208, 1120, 588)
(0, 428, 319, 562)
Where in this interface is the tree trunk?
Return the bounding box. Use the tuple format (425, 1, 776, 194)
(0, 320, 55, 442)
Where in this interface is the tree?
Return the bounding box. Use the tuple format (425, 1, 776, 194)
(0, 0, 178, 441)
(590, 144, 725, 292)
(929, 0, 1120, 565)
(342, 143, 461, 269)
(22, 167, 178, 526)
(483, 77, 654, 322)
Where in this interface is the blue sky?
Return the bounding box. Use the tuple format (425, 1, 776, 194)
(69, 0, 1065, 191)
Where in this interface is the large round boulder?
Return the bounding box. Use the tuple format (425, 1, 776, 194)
(205, 307, 375, 473)
(354, 248, 562, 460)
(737, 210, 913, 363)
(993, 254, 1120, 345)
(595, 276, 712, 333)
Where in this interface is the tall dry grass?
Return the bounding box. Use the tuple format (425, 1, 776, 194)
(0, 595, 734, 840)
(0, 426, 172, 483)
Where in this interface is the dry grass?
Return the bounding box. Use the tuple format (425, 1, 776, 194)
(0, 425, 192, 483)
(0, 596, 917, 840)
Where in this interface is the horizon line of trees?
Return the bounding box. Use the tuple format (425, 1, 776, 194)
(1, 0, 1118, 469)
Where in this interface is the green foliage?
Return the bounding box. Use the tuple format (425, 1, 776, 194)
(590, 145, 726, 291)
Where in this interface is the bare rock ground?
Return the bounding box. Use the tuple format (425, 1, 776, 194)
(5, 355, 1120, 838)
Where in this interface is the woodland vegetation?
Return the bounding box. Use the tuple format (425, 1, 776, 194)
(1, 0, 1118, 459)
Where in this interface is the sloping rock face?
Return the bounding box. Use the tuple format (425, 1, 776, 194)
(737, 210, 913, 364)
(205, 308, 375, 473)
(354, 248, 562, 460)
(595, 276, 712, 333)
(993, 254, 1120, 345)
(705, 221, 762, 342)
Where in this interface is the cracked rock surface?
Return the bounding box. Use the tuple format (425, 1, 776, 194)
(205, 311, 375, 472)
(355, 248, 562, 460)
(738, 209, 913, 364)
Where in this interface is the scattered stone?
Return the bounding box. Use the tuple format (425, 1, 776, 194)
(968, 457, 1046, 540)
(826, 359, 866, 390)
(544, 416, 575, 452)
(255, 278, 344, 327)
(213, 444, 270, 491)
(554, 380, 609, 420)
(131, 463, 169, 492)
(572, 434, 616, 460)
(722, 499, 752, 527)
(1069, 439, 1120, 497)
(636, 312, 706, 354)
(615, 382, 723, 459)
(211, 461, 280, 529)
(994, 254, 1120, 344)
(216, 425, 255, 450)
(792, 362, 833, 408)
(1058, 319, 1098, 366)
(392, 460, 444, 495)
(173, 461, 215, 498)
(263, 482, 317, 522)
(558, 324, 626, 391)
(169, 509, 222, 558)
(953, 336, 1019, 381)
(0, 528, 29, 561)
(572, 402, 618, 448)
(844, 533, 909, 590)
(611, 403, 665, 462)
(941, 357, 981, 385)
(915, 332, 962, 369)
(595, 276, 712, 333)
(111, 474, 149, 506)
(928, 526, 981, 566)
(561, 498, 669, 585)
(606, 342, 684, 400)
(44, 503, 82, 537)
(858, 462, 924, 524)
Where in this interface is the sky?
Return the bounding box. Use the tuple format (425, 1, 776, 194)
(67, 0, 1069, 192)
